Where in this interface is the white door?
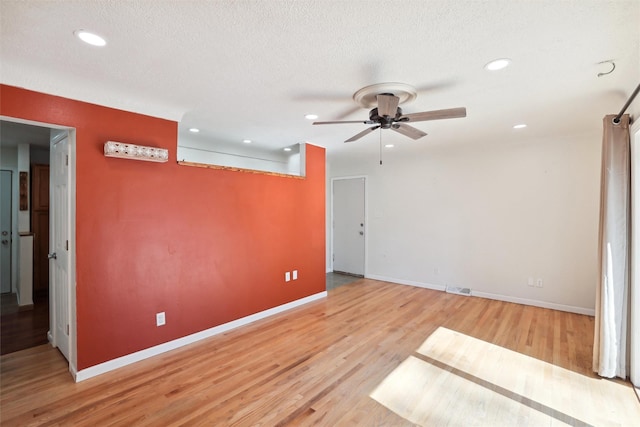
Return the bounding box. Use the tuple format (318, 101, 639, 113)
(0, 170, 12, 293)
(50, 131, 70, 361)
(333, 177, 365, 276)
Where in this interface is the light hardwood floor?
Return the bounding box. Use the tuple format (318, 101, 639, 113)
(1, 279, 638, 426)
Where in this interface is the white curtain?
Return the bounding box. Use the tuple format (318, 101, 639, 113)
(593, 114, 631, 379)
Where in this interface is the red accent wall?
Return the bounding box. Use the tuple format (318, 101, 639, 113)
(1, 85, 326, 369)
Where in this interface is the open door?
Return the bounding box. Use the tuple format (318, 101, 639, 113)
(49, 130, 71, 361)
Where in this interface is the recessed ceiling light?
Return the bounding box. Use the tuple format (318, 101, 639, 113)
(305, 114, 318, 120)
(189, 128, 200, 133)
(484, 58, 511, 71)
(283, 147, 292, 152)
(513, 124, 527, 129)
(74, 30, 106, 47)
(243, 139, 252, 144)
(385, 144, 394, 148)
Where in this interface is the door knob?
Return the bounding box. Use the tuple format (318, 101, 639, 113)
(1, 239, 8, 245)
(1, 231, 7, 236)
(359, 231, 364, 235)
(48, 252, 57, 260)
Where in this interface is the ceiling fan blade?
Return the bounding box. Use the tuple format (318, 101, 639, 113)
(377, 94, 400, 117)
(392, 123, 427, 140)
(401, 107, 467, 122)
(313, 120, 370, 125)
(345, 126, 379, 143)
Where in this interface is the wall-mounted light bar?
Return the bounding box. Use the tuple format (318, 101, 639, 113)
(104, 141, 168, 163)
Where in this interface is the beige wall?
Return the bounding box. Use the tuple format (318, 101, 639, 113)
(328, 131, 601, 313)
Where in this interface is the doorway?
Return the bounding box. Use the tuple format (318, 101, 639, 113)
(331, 177, 366, 277)
(0, 118, 75, 369)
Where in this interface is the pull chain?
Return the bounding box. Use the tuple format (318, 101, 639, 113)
(379, 129, 383, 165)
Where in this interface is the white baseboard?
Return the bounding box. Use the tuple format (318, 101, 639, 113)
(366, 274, 446, 292)
(366, 274, 594, 316)
(472, 291, 595, 316)
(326, 268, 333, 273)
(70, 363, 78, 381)
(74, 291, 327, 382)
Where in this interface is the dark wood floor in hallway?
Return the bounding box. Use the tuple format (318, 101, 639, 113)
(1, 280, 638, 426)
(0, 292, 49, 355)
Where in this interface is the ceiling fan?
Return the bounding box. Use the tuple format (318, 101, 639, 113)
(312, 83, 466, 143)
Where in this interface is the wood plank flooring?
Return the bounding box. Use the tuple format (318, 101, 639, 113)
(1, 279, 638, 426)
(0, 292, 49, 355)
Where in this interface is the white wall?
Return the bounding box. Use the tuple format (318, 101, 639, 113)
(178, 134, 303, 176)
(328, 131, 601, 312)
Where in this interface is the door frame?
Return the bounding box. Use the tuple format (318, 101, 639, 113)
(330, 175, 368, 276)
(0, 115, 77, 376)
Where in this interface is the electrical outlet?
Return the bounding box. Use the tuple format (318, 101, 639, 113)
(285, 271, 291, 282)
(527, 277, 534, 287)
(293, 270, 298, 280)
(156, 312, 166, 326)
(536, 279, 543, 288)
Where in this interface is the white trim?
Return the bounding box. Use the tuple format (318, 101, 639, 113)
(366, 274, 446, 292)
(472, 291, 595, 316)
(326, 268, 333, 273)
(0, 115, 72, 131)
(74, 291, 327, 382)
(68, 129, 78, 372)
(366, 274, 594, 315)
(330, 175, 367, 276)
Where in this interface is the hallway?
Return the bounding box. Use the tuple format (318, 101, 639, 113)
(0, 292, 49, 355)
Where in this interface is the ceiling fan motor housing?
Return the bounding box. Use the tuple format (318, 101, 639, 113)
(369, 107, 403, 129)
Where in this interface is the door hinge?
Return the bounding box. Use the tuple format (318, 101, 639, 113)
(65, 155, 69, 166)
(65, 240, 68, 250)
(66, 324, 69, 335)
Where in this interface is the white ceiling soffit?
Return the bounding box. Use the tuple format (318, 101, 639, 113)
(0, 0, 638, 155)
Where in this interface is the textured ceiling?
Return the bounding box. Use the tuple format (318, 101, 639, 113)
(1, 0, 638, 158)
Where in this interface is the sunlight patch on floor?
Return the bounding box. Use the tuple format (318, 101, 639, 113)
(370, 327, 639, 427)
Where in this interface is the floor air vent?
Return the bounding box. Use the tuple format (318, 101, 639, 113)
(445, 286, 472, 296)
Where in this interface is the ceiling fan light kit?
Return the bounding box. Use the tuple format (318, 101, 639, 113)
(313, 82, 467, 143)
